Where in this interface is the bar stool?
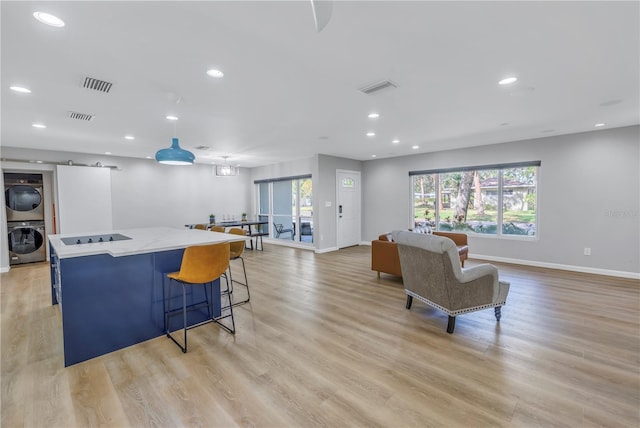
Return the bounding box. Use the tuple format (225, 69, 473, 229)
(193, 224, 208, 230)
(227, 228, 250, 306)
(211, 226, 226, 233)
(164, 242, 235, 353)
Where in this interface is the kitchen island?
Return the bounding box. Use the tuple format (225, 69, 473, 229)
(49, 227, 246, 366)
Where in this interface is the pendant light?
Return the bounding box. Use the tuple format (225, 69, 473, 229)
(215, 156, 239, 176)
(155, 116, 195, 165)
(155, 138, 195, 165)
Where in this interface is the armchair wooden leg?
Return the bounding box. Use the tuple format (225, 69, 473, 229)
(495, 306, 502, 321)
(447, 316, 456, 334)
(405, 295, 413, 309)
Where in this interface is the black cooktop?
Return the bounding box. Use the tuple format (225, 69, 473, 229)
(61, 233, 132, 245)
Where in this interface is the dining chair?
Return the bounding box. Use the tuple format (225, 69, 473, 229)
(273, 222, 294, 239)
(300, 222, 313, 242)
(164, 242, 235, 353)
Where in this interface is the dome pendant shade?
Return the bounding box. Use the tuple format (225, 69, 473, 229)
(155, 138, 195, 165)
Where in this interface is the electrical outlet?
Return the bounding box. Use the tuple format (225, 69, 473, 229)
(584, 247, 591, 256)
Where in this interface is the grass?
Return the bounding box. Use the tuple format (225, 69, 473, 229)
(415, 208, 536, 223)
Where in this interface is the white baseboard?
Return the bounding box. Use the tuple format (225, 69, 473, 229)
(266, 238, 639, 279)
(261, 238, 315, 251)
(0, 266, 10, 273)
(471, 253, 640, 280)
(316, 246, 339, 254)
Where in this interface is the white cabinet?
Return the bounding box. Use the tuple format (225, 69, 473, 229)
(56, 165, 112, 233)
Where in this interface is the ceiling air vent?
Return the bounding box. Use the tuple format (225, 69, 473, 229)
(359, 80, 397, 95)
(68, 111, 94, 121)
(195, 145, 210, 150)
(83, 76, 113, 93)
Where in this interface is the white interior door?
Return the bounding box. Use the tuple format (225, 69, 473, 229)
(337, 170, 361, 248)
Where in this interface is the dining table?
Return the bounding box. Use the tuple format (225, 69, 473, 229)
(186, 219, 268, 250)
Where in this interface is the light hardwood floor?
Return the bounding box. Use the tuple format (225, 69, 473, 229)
(1, 244, 639, 427)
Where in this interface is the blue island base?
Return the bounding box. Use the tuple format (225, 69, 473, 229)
(51, 248, 220, 366)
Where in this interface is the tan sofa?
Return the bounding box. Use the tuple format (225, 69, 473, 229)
(371, 230, 469, 278)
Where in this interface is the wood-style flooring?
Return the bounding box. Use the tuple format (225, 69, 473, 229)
(1, 244, 639, 427)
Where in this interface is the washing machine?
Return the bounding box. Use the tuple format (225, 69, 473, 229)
(7, 221, 46, 265)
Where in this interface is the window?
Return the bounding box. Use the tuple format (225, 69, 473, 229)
(411, 162, 539, 237)
(341, 178, 354, 188)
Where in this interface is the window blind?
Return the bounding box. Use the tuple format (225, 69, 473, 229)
(254, 174, 312, 184)
(408, 160, 541, 176)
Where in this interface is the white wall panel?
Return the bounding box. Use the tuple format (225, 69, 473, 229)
(56, 165, 112, 233)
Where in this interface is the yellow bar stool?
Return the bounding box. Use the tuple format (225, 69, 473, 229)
(211, 226, 226, 233)
(228, 228, 250, 306)
(193, 224, 208, 230)
(164, 242, 235, 353)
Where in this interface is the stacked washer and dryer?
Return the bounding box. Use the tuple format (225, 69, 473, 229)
(5, 173, 46, 265)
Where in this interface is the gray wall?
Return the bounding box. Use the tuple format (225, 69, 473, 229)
(249, 154, 363, 251)
(1, 148, 251, 270)
(363, 125, 640, 276)
(3, 126, 638, 276)
(109, 156, 251, 228)
(316, 155, 363, 251)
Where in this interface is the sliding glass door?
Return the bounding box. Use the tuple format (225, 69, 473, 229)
(273, 181, 295, 240)
(256, 176, 313, 245)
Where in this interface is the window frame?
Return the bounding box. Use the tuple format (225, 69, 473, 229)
(409, 162, 540, 240)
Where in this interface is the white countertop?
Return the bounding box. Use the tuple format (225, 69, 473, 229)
(49, 227, 247, 259)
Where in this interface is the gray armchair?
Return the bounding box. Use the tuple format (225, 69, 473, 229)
(393, 230, 510, 333)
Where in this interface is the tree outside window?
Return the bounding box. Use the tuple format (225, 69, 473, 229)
(412, 165, 537, 237)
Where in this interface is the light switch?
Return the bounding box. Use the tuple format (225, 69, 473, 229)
(325, 201, 332, 207)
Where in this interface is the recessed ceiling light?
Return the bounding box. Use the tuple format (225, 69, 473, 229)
(412, 145, 419, 150)
(368, 113, 380, 119)
(166, 115, 178, 121)
(366, 132, 376, 137)
(35, 160, 44, 164)
(595, 123, 605, 127)
(33, 12, 65, 27)
(145, 156, 153, 159)
(10, 86, 31, 93)
(206, 69, 224, 78)
(392, 139, 400, 144)
(105, 152, 112, 155)
(32, 123, 46, 128)
(498, 76, 518, 85)
(124, 135, 135, 140)
(371, 154, 377, 158)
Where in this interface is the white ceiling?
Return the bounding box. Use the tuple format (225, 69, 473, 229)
(2, 1, 638, 168)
